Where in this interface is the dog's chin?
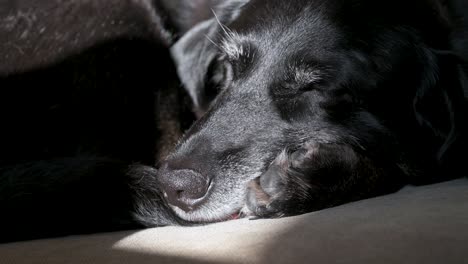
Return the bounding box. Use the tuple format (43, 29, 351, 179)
(170, 206, 245, 223)
(169, 201, 246, 223)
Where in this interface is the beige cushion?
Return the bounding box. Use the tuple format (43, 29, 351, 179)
(2, 179, 468, 264)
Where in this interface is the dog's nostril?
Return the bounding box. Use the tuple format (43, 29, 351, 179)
(176, 190, 184, 197)
(158, 168, 211, 212)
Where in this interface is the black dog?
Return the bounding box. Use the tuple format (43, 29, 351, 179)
(151, 0, 468, 223)
(1, 0, 466, 243)
(0, 0, 227, 242)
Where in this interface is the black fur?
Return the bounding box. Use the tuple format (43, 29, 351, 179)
(159, 0, 468, 222)
(1, 0, 467, 242)
(0, 0, 211, 242)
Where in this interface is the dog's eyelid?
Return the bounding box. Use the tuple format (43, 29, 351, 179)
(206, 56, 234, 93)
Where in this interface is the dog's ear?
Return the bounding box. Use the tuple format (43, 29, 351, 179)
(171, 19, 220, 117)
(170, 0, 249, 117)
(413, 48, 467, 172)
(156, 0, 224, 38)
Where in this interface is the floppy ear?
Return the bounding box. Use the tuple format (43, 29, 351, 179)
(413, 48, 467, 170)
(156, 0, 224, 38)
(171, 19, 220, 117)
(170, 0, 249, 117)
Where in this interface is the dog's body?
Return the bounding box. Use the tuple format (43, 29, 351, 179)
(0, 0, 214, 242)
(153, 0, 468, 223)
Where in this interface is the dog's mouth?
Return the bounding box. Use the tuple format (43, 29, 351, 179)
(226, 211, 244, 221)
(210, 209, 247, 223)
(215, 202, 257, 223)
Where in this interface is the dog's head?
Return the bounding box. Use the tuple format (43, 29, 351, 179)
(153, 0, 467, 223)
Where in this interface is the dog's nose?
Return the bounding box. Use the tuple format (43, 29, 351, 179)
(157, 168, 210, 212)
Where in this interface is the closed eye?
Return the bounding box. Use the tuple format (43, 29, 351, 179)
(205, 56, 233, 96)
(279, 69, 325, 94)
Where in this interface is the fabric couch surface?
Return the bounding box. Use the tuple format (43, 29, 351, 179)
(1, 179, 467, 264)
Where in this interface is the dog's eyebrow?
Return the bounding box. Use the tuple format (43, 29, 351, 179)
(290, 65, 323, 85)
(220, 32, 253, 61)
(221, 41, 252, 61)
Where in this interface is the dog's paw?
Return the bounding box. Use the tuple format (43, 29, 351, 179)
(245, 144, 321, 218)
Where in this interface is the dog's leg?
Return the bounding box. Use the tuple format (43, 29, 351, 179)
(0, 158, 178, 243)
(245, 143, 405, 218)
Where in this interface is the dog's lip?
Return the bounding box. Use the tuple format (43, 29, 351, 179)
(228, 211, 244, 220)
(196, 208, 245, 223)
(214, 209, 245, 223)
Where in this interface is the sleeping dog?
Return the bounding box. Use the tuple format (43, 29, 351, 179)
(1, 0, 466, 242)
(147, 0, 468, 223)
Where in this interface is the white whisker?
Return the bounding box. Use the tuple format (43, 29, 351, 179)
(211, 8, 231, 38)
(204, 34, 222, 50)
